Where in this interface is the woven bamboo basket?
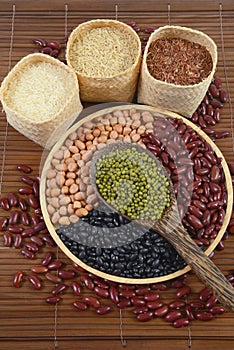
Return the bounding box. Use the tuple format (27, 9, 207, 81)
(66, 19, 142, 103)
(138, 26, 217, 118)
(0, 53, 83, 148)
(40, 104, 233, 284)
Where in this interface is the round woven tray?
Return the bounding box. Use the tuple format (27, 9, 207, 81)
(40, 104, 233, 284)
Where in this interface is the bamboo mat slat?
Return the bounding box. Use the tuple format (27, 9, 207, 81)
(0, 1, 234, 349)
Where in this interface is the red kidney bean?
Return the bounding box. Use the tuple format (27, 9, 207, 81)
(216, 240, 225, 251)
(206, 104, 214, 117)
(173, 318, 189, 328)
(31, 265, 48, 274)
(117, 299, 132, 308)
(131, 297, 146, 307)
(214, 76, 222, 89)
(73, 300, 88, 310)
(8, 225, 23, 234)
(71, 281, 81, 296)
(30, 214, 40, 226)
(41, 252, 53, 266)
(47, 40, 61, 50)
(32, 181, 39, 197)
(18, 198, 28, 211)
(119, 284, 135, 290)
(154, 305, 169, 317)
(215, 130, 230, 139)
(119, 290, 135, 298)
(109, 285, 119, 304)
(147, 300, 163, 310)
(33, 38, 47, 47)
(137, 311, 154, 322)
(189, 206, 203, 219)
(52, 283, 67, 296)
(202, 210, 211, 227)
(14, 234, 22, 248)
(34, 221, 46, 232)
(205, 295, 218, 309)
(226, 274, 234, 282)
(207, 201, 223, 209)
(30, 236, 44, 247)
(192, 200, 206, 211)
(96, 305, 112, 315)
(210, 165, 220, 182)
(3, 232, 12, 247)
(198, 116, 207, 128)
(41, 46, 52, 54)
(94, 286, 109, 299)
(21, 175, 34, 186)
(213, 108, 220, 122)
(24, 242, 39, 253)
(210, 99, 223, 109)
(187, 215, 203, 229)
(196, 311, 213, 321)
(28, 194, 39, 209)
(34, 208, 42, 215)
(17, 164, 32, 173)
(58, 269, 76, 280)
(21, 248, 35, 259)
(165, 310, 182, 322)
(171, 280, 185, 289)
(0, 217, 8, 230)
(13, 270, 24, 288)
(93, 279, 109, 290)
(18, 186, 33, 195)
(176, 285, 191, 299)
(28, 274, 41, 289)
(41, 234, 55, 247)
(189, 301, 205, 309)
(151, 283, 167, 291)
(184, 305, 195, 320)
(133, 307, 149, 314)
(20, 212, 30, 226)
(136, 287, 151, 295)
(144, 292, 160, 302)
(0, 198, 10, 211)
(45, 296, 61, 305)
(47, 260, 63, 270)
(45, 272, 62, 284)
(210, 306, 225, 315)
(50, 49, 59, 57)
(21, 228, 35, 237)
(80, 274, 94, 290)
(199, 287, 212, 301)
(209, 83, 219, 98)
(8, 192, 19, 207)
(82, 296, 100, 308)
(219, 89, 227, 103)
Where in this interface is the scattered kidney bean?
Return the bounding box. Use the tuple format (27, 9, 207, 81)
(21, 175, 34, 186)
(82, 296, 100, 308)
(94, 286, 109, 298)
(13, 270, 24, 288)
(173, 318, 189, 328)
(21, 228, 35, 237)
(96, 305, 112, 315)
(0, 217, 8, 230)
(17, 164, 32, 173)
(45, 272, 62, 284)
(28, 274, 41, 289)
(73, 300, 88, 310)
(52, 283, 67, 296)
(80, 275, 94, 290)
(71, 281, 81, 296)
(165, 310, 182, 322)
(210, 306, 225, 315)
(46, 296, 61, 304)
(28, 194, 39, 209)
(41, 252, 53, 266)
(8, 192, 19, 207)
(21, 248, 34, 259)
(33, 221, 46, 232)
(199, 287, 212, 301)
(117, 299, 132, 309)
(133, 307, 149, 314)
(144, 292, 160, 302)
(3, 232, 12, 247)
(131, 297, 146, 307)
(0, 198, 10, 211)
(14, 234, 22, 248)
(31, 265, 48, 274)
(176, 285, 191, 299)
(20, 212, 30, 226)
(24, 242, 39, 253)
(147, 300, 163, 310)
(18, 186, 33, 195)
(137, 311, 154, 322)
(30, 236, 44, 247)
(196, 311, 214, 321)
(47, 260, 63, 270)
(119, 289, 136, 298)
(154, 305, 169, 317)
(169, 300, 186, 309)
(18, 198, 28, 211)
(109, 285, 119, 304)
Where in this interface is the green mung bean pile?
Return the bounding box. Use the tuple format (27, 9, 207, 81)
(95, 147, 171, 220)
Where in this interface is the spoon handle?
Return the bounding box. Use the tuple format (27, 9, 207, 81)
(155, 220, 234, 311)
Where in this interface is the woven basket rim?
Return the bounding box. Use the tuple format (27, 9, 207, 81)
(0, 53, 81, 125)
(142, 25, 218, 89)
(66, 19, 142, 80)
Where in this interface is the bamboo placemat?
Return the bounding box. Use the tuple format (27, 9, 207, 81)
(0, 1, 234, 349)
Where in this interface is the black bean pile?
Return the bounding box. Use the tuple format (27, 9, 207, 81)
(57, 204, 186, 279)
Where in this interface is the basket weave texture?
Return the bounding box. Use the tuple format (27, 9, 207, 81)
(0, 53, 83, 148)
(137, 26, 217, 118)
(66, 19, 142, 103)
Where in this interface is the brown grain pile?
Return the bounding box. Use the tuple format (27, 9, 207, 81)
(146, 38, 213, 85)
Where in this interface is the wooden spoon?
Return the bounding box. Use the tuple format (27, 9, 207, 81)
(90, 141, 234, 311)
